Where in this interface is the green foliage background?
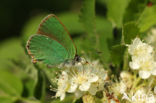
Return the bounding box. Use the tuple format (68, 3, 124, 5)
(0, 0, 156, 103)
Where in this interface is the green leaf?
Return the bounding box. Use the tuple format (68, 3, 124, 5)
(0, 95, 16, 103)
(9, 54, 38, 98)
(0, 70, 23, 96)
(75, 16, 113, 62)
(111, 45, 126, 65)
(106, 0, 131, 27)
(137, 5, 156, 32)
(78, 0, 97, 60)
(0, 38, 23, 69)
(96, 16, 113, 62)
(122, 22, 140, 44)
(123, 0, 147, 23)
(79, 0, 96, 35)
(0, 38, 38, 98)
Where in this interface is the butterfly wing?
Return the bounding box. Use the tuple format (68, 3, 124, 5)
(27, 34, 69, 65)
(37, 14, 76, 59)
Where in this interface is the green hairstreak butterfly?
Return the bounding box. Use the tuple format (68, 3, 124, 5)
(26, 14, 81, 66)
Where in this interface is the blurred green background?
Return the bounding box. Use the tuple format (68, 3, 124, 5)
(0, 0, 106, 41)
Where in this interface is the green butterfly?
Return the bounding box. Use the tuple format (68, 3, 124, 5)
(26, 14, 80, 66)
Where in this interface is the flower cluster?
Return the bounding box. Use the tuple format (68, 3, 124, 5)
(111, 71, 156, 103)
(54, 37, 156, 102)
(128, 38, 156, 79)
(122, 88, 156, 103)
(55, 59, 108, 100)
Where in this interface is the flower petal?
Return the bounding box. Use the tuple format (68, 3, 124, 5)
(88, 74, 98, 83)
(129, 61, 140, 70)
(60, 93, 65, 101)
(146, 93, 156, 103)
(68, 82, 77, 93)
(79, 82, 91, 91)
(139, 70, 151, 79)
(151, 68, 156, 75)
(56, 90, 66, 101)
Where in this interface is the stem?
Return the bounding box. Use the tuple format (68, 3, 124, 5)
(33, 64, 46, 103)
(123, 49, 129, 70)
(132, 76, 141, 90)
(148, 77, 154, 88)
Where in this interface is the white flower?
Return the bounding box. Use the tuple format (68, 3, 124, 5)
(120, 71, 133, 89)
(128, 37, 156, 79)
(55, 71, 69, 101)
(55, 59, 108, 100)
(69, 68, 99, 92)
(132, 89, 156, 103)
(132, 89, 147, 103)
(123, 88, 156, 103)
(112, 72, 133, 97)
(118, 82, 127, 94)
(139, 58, 156, 79)
(112, 81, 127, 98)
(128, 38, 153, 58)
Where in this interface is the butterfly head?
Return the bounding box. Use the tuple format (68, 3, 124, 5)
(73, 55, 87, 65)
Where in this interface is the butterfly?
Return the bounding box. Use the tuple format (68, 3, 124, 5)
(26, 14, 81, 66)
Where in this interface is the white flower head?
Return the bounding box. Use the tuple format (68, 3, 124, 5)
(55, 59, 108, 100)
(123, 88, 156, 103)
(128, 38, 153, 58)
(128, 37, 156, 79)
(132, 89, 156, 103)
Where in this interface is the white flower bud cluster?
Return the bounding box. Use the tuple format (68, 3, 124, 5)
(128, 38, 156, 79)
